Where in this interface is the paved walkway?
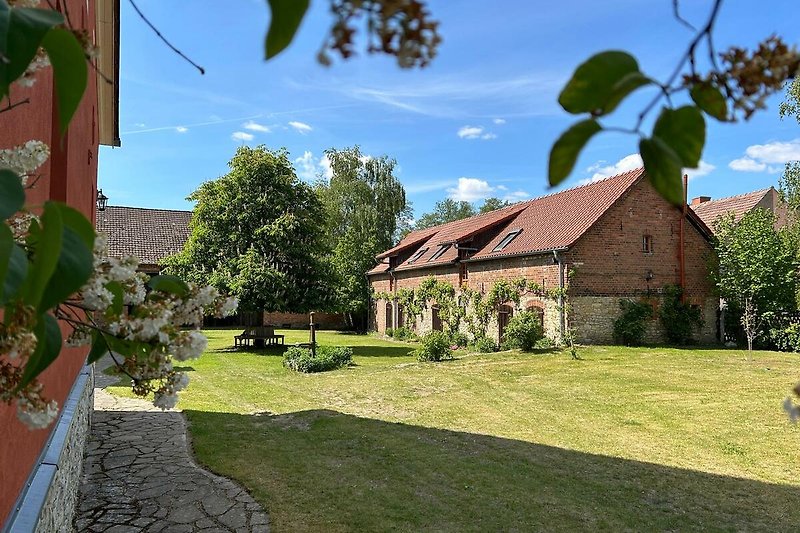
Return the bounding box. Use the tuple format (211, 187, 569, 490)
(75, 357, 269, 532)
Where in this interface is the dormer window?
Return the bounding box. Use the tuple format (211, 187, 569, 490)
(493, 229, 522, 252)
(428, 244, 451, 262)
(407, 247, 429, 264)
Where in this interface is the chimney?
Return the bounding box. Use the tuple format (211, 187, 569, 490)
(691, 196, 711, 206)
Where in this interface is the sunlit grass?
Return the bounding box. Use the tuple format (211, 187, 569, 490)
(107, 329, 800, 531)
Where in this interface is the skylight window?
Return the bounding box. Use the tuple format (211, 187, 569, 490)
(492, 229, 522, 252)
(428, 244, 451, 262)
(407, 247, 429, 264)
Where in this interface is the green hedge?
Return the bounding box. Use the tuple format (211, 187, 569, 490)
(283, 345, 354, 373)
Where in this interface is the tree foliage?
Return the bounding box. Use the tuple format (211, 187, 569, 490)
(479, 197, 510, 213)
(165, 146, 333, 313)
(713, 209, 797, 345)
(779, 78, 800, 123)
(317, 147, 408, 326)
(415, 198, 475, 230)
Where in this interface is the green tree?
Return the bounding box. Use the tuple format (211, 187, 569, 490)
(779, 78, 800, 123)
(415, 198, 476, 230)
(479, 197, 510, 213)
(713, 209, 798, 350)
(165, 146, 333, 312)
(317, 147, 408, 329)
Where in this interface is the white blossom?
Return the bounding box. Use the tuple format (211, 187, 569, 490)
(170, 330, 207, 361)
(16, 398, 58, 430)
(0, 140, 50, 182)
(153, 391, 178, 410)
(784, 397, 800, 423)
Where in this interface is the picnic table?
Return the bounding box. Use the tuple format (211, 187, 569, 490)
(234, 326, 285, 348)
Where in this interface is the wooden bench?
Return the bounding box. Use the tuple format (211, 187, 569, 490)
(234, 326, 285, 348)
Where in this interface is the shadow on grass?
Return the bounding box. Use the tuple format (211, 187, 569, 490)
(210, 344, 416, 358)
(184, 408, 800, 532)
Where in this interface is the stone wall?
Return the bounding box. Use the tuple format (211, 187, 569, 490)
(4, 366, 93, 532)
(262, 311, 348, 330)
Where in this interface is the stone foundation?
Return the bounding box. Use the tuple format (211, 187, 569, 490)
(4, 366, 93, 532)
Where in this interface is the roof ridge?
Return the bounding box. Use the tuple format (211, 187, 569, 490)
(103, 205, 192, 214)
(694, 187, 772, 206)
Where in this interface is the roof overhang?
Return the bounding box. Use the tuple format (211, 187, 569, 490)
(96, 0, 121, 147)
(465, 247, 569, 263)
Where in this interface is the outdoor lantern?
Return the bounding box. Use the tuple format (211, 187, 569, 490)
(96, 189, 108, 211)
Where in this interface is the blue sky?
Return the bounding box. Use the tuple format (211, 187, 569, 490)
(99, 0, 799, 217)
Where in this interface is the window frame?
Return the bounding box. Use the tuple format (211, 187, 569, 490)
(407, 247, 429, 264)
(428, 243, 451, 262)
(492, 229, 522, 252)
(642, 234, 654, 254)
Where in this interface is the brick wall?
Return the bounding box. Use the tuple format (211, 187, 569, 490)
(368, 178, 718, 345)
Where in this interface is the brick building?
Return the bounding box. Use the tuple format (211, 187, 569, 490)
(368, 169, 718, 344)
(0, 0, 119, 528)
(691, 187, 787, 231)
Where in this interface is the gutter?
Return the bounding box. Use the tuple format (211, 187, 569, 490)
(463, 247, 569, 264)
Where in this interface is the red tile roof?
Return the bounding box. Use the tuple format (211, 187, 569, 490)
(369, 169, 652, 275)
(690, 188, 771, 229)
(95, 206, 192, 265)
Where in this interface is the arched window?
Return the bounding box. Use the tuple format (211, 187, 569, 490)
(526, 302, 545, 331)
(432, 305, 442, 332)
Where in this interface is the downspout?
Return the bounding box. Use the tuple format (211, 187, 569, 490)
(553, 250, 565, 341)
(678, 173, 688, 302)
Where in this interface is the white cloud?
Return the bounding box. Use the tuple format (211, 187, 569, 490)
(729, 157, 767, 172)
(231, 131, 254, 142)
(134, 122, 146, 128)
(448, 178, 494, 201)
(289, 121, 313, 133)
(583, 153, 714, 185)
(294, 151, 333, 182)
(493, 118, 506, 125)
(457, 125, 497, 140)
(582, 154, 643, 184)
(684, 160, 715, 180)
(243, 120, 270, 133)
(175, 126, 188, 133)
(457, 126, 484, 139)
(744, 139, 800, 164)
(728, 139, 800, 173)
(502, 190, 529, 202)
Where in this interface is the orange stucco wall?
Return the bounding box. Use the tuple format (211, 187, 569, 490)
(0, 0, 99, 523)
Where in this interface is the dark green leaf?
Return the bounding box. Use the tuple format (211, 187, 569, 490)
(548, 119, 602, 186)
(147, 274, 189, 297)
(22, 202, 62, 308)
(652, 105, 705, 168)
(2, 242, 27, 304)
(690, 82, 728, 121)
(41, 28, 88, 135)
(39, 224, 93, 311)
(1, 6, 63, 97)
(264, 0, 309, 59)
(105, 280, 124, 316)
(559, 51, 648, 116)
(640, 137, 684, 205)
(103, 335, 138, 358)
(0, 2, 9, 99)
(53, 202, 95, 249)
(86, 332, 108, 364)
(604, 71, 652, 115)
(18, 312, 61, 390)
(0, 169, 24, 219)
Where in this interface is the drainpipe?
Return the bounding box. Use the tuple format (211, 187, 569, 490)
(553, 250, 565, 341)
(679, 173, 688, 302)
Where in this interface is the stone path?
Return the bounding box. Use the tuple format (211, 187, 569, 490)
(75, 357, 269, 532)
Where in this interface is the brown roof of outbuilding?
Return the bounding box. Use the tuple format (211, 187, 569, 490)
(95, 206, 192, 265)
(690, 188, 771, 229)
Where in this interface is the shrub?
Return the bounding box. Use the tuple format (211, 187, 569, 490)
(660, 285, 704, 345)
(283, 345, 353, 373)
(385, 327, 394, 338)
(502, 311, 544, 351)
(533, 337, 555, 349)
(613, 299, 654, 346)
(769, 319, 800, 352)
(393, 326, 416, 341)
(415, 331, 453, 362)
(450, 331, 469, 348)
(473, 336, 497, 353)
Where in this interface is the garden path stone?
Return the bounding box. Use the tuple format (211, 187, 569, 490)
(75, 355, 269, 532)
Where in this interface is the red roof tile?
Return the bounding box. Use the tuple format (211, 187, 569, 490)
(690, 188, 771, 229)
(95, 206, 191, 265)
(470, 168, 645, 260)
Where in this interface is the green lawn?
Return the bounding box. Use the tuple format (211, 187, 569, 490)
(108, 329, 800, 531)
